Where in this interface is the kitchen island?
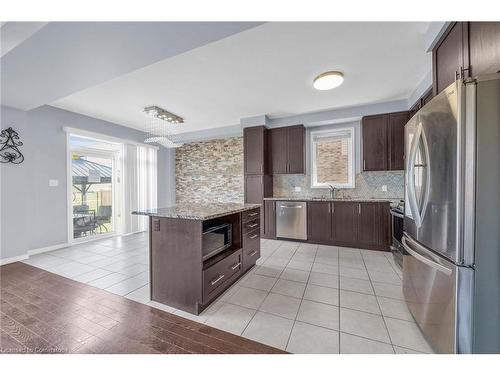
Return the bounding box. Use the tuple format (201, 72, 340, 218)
(133, 203, 261, 315)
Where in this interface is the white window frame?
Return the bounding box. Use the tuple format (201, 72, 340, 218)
(310, 127, 355, 189)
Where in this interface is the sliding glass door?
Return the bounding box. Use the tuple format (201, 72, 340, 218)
(70, 135, 123, 241)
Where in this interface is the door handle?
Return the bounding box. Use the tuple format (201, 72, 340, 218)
(248, 212, 259, 217)
(358, 203, 361, 215)
(402, 236, 452, 275)
(248, 250, 258, 257)
(248, 223, 258, 228)
(249, 234, 259, 239)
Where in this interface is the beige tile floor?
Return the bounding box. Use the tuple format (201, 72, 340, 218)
(23, 233, 433, 354)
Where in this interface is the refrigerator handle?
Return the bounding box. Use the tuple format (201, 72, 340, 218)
(407, 123, 422, 227)
(402, 236, 452, 275)
(419, 127, 432, 222)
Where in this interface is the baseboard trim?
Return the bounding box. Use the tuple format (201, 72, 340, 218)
(28, 243, 70, 256)
(0, 254, 29, 266)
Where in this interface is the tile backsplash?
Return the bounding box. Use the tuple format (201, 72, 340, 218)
(176, 137, 244, 204)
(274, 171, 404, 200)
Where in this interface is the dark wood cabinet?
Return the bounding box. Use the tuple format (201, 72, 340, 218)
(433, 22, 467, 96)
(409, 87, 433, 121)
(421, 88, 434, 106)
(287, 125, 306, 174)
(388, 112, 408, 171)
(306, 201, 390, 251)
(357, 202, 380, 248)
(408, 100, 422, 120)
(332, 201, 358, 245)
(263, 200, 276, 239)
(468, 22, 500, 77)
(243, 125, 273, 238)
(432, 22, 500, 96)
(271, 127, 287, 174)
(307, 201, 332, 243)
(362, 114, 388, 171)
(362, 111, 408, 172)
(244, 126, 268, 175)
(271, 125, 305, 174)
(244, 175, 272, 204)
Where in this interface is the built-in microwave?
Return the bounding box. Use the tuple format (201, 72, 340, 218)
(202, 223, 232, 260)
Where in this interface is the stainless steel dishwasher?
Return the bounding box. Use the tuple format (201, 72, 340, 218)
(276, 201, 307, 240)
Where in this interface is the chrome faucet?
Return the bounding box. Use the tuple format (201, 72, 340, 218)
(328, 185, 336, 199)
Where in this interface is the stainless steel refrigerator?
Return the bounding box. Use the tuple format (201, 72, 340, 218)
(403, 73, 500, 354)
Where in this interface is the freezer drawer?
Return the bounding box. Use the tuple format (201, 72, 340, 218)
(402, 233, 473, 353)
(276, 201, 307, 240)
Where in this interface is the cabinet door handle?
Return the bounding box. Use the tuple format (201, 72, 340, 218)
(332, 202, 335, 214)
(248, 250, 258, 257)
(328, 203, 331, 213)
(358, 203, 361, 215)
(210, 274, 225, 286)
(363, 159, 366, 170)
(231, 262, 241, 270)
(249, 223, 258, 228)
(249, 212, 259, 217)
(249, 234, 259, 239)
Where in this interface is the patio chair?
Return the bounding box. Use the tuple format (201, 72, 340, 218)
(73, 209, 98, 238)
(96, 205, 112, 233)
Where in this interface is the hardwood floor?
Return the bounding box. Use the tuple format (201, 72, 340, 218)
(0, 262, 285, 354)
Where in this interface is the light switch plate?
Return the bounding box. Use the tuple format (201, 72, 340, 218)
(381, 185, 387, 192)
(49, 179, 59, 187)
(294, 186, 301, 192)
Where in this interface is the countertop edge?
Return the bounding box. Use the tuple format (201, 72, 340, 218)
(132, 203, 261, 220)
(263, 197, 400, 203)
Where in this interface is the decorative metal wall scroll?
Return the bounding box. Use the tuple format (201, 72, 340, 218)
(0, 127, 24, 164)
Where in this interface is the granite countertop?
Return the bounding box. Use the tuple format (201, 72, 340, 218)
(132, 202, 261, 220)
(263, 197, 401, 203)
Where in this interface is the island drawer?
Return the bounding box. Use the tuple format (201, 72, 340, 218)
(243, 218, 260, 233)
(243, 228, 260, 250)
(242, 208, 260, 223)
(203, 249, 242, 302)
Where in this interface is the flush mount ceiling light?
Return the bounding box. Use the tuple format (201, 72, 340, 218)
(313, 71, 344, 90)
(143, 105, 183, 148)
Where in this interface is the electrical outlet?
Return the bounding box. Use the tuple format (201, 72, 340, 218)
(294, 186, 301, 192)
(49, 179, 59, 187)
(381, 185, 387, 192)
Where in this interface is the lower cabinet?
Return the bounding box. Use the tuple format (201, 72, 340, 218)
(307, 201, 333, 243)
(332, 202, 358, 245)
(242, 208, 261, 272)
(263, 200, 276, 239)
(306, 201, 390, 251)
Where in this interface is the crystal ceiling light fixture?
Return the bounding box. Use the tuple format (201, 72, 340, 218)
(313, 71, 344, 90)
(143, 105, 184, 148)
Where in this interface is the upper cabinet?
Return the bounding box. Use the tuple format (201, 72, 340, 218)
(362, 111, 408, 171)
(468, 22, 500, 77)
(244, 126, 269, 175)
(433, 22, 467, 96)
(433, 22, 500, 96)
(362, 114, 388, 171)
(271, 125, 305, 174)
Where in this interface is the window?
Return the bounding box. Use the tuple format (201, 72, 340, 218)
(311, 127, 355, 188)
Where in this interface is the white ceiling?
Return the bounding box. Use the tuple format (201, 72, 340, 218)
(52, 22, 432, 135)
